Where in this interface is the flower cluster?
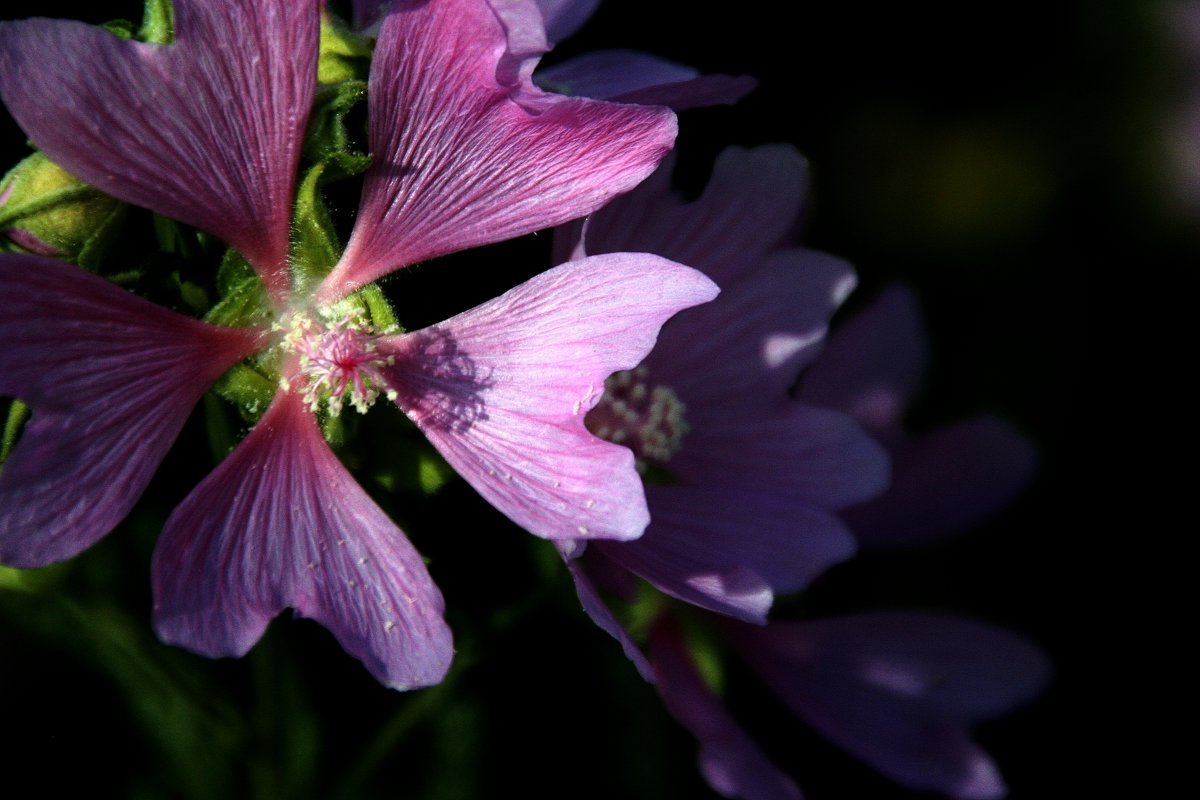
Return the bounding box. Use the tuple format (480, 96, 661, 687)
(0, 0, 1047, 796)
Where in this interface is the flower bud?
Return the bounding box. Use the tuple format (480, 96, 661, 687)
(0, 152, 124, 267)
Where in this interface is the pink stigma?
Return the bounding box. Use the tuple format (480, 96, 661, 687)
(282, 312, 396, 415)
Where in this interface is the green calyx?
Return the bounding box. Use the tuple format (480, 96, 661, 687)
(0, 153, 125, 268)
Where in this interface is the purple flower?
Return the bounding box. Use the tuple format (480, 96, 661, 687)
(0, 0, 717, 689)
(797, 285, 1038, 549)
(554, 144, 1047, 796)
(559, 145, 889, 626)
(651, 612, 1049, 800)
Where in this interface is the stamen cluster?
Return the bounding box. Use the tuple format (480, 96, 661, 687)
(280, 311, 397, 416)
(587, 365, 689, 466)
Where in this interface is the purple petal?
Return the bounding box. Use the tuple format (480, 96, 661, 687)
(597, 486, 856, 623)
(538, 50, 756, 110)
(317, 0, 677, 302)
(152, 391, 453, 690)
(647, 248, 857, 406)
(535, 0, 599, 42)
(650, 619, 803, 800)
(671, 401, 890, 510)
(0, 0, 318, 302)
(558, 545, 654, 681)
(845, 416, 1038, 548)
(733, 613, 1050, 799)
(378, 253, 718, 542)
(797, 284, 928, 440)
(0, 255, 261, 567)
(571, 145, 810, 285)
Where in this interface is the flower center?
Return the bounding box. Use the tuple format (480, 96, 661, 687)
(279, 311, 396, 416)
(586, 365, 689, 467)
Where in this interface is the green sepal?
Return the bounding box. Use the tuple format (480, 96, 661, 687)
(318, 11, 373, 85)
(101, 19, 136, 39)
(1, 398, 30, 466)
(0, 152, 126, 268)
(290, 162, 343, 296)
(207, 249, 272, 330)
(206, 251, 277, 424)
(211, 364, 278, 425)
(138, 0, 175, 44)
(678, 612, 727, 696)
(303, 81, 372, 183)
(0, 562, 69, 594)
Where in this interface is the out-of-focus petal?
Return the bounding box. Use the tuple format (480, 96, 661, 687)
(648, 249, 857, 405)
(569, 145, 810, 284)
(379, 253, 718, 542)
(650, 619, 803, 800)
(733, 613, 1050, 799)
(558, 544, 654, 681)
(0, 255, 261, 567)
(0, 0, 317, 302)
(534, 0, 598, 42)
(537, 49, 756, 110)
(318, 0, 677, 302)
(672, 401, 889, 510)
(597, 486, 856, 624)
(845, 416, 1037, 548)
(152, 392, 453, 691)
(797, 284, 928, 439)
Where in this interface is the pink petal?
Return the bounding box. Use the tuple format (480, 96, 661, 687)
(0, 254, 261, 567)
(845, 416, 1038, 548)
(650, 619, 803, 800)
(597, 486, 856, 624)
(0, 0, 318, 302)
(316, 0, 677, 302)
(379, 253, 718, 542)
(567, 145, 811, 285)
(152, 391, 453, 691)
(733, 613, 1050, 799)
(537, 50, 757, 110)
(797, 284, 928, 440)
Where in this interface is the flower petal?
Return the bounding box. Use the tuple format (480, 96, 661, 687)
(647, 248, 857, 406)
(845, 416, 1037, 548)
(534, 0, 599, 42)
(672, 400, 890, 510)
(597, 486, 856, 624)
(379, 253, 718, 542)
(317, 0, 677, 302)
(0, 255, 260, 567)
(796, 284, 927, 440)
(558, 544, 654, 681)
(733, 613, 1050, 799)
(568, 145, 810, 285)
(650, 619, 803, 800)
(0, 0, 318, 301)
(152, 391, 452, 691)
(537, 50, 757, 110)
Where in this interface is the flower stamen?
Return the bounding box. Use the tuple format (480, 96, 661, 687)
(587, 365, 689, 468)
(280, 311, 396, 416)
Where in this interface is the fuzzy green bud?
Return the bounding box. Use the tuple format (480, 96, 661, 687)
(0, 152, 124, 267)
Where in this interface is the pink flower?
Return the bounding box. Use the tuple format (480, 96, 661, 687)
(0, 0, 716, 689)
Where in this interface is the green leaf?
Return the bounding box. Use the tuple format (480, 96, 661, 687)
(290, 162, 342, 296)
(317, 11, 373, 85)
